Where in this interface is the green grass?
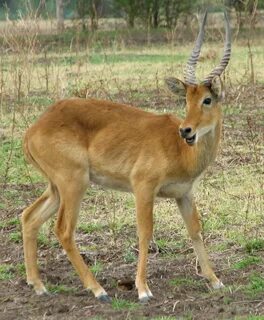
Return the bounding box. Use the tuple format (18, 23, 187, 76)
(78, 222, 104, 234)
(88, 53, 186, 65)
(44, 52, 186, 66)
(169, 276, 202, 289)
(233, 256, 262, 270)
(37, 231, 57, 247)
(0, 264, 14, 280)
(0, 217, 20, 229)
(237, 317, 264, 320)
(123, 248, 137, 263)
(244, 274, 264, 297)
(47, 284, 77, 294)
(16, 263, 26, 277)
(9, 231, 22, 243)
(155, 238, 185, 253)
(90, 262, 103, 276)
(0, 137, 42, 184)
(111, 298, 138, 311)
(244, 239, 264, 254)
(26, 95, 53, 108)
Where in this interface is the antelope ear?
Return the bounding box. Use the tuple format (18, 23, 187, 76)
(165, 77, 186, 96)
(210, 76, 224, 100)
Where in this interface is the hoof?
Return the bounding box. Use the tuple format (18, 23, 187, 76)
(27, 280, 48, 296)
(139, 296, 151, 304)
(35, 287, 49, 296)
(212, 280, 224, 290)
(97, 294, 111, 303)
(139, 292, 153, 304)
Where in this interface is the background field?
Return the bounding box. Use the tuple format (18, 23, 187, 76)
(0, 13, 263, 320)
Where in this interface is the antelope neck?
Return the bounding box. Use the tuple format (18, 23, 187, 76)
(189, 120, 222, 179)
(197, 120, 222, 172)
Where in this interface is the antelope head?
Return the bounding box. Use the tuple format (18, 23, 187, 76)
(166, 11, 231, 146)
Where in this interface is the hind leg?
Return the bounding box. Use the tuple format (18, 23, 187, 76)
(21, 183, 59, 294)
(54, 171, 109, 301)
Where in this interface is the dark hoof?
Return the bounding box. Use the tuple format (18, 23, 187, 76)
(97, 294, 111, 303)
(139, 296, 150, 304)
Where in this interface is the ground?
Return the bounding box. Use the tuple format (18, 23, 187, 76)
(0, 17, 264, 320)
(0, 182, 263, 319)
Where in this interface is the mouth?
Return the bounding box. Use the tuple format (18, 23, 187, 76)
(185, 134, 197, 146)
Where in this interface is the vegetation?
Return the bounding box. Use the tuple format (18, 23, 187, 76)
(1, 0, 264, 30)
(111, 298, 138, 311)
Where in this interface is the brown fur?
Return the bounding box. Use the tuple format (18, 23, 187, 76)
(21, 81, 224, 302)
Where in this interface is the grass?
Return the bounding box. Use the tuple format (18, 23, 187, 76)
(0, 264, 14, 280)
(16, 263, 26, 277)
(0, 137, 42, 184)
(90, 261, 103, 276)
(111, 298, 138, 311)
(0, 217, 20, 229)
(123, 248, 137, 263)
(9, 231, 22, 243)
(244, 239, 264, 254)
(244, 274, 264, 297)
(232, 256, 262, 270)
(78, 222, 104, 234)
(47, 284, 77, 294)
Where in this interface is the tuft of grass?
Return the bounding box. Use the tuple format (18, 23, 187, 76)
(244, 273, 264, 297)
(111, 298, 138, 311)
(79, 222, 104, 234)
(0, 217, 20, 229)
(169, 276, 201, 288)
(243, 317, 264, 320)
(244, 239, 264, 254)
(123, 248, 137, 263)
(233, 256, 262, 270)
(16, 263, 26, 276)
(47, 284, 77, 294)
(90, 261, 103, 276)
(0, 264, 14, 280)
(37, 232, 49, 247)
(9, 231, 22, 243)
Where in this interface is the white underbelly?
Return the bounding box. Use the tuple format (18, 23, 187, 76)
(90, 170, 132, 192)
(90, 170, 200, 199)
(157, 181, 193, 198)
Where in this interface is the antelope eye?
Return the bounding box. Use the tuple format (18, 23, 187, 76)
(203, 97, 212, 105)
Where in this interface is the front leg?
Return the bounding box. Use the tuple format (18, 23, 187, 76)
(134, 185, 155, 303)
(176, 194, 224, 289)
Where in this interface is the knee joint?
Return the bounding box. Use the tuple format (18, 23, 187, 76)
(55, 227, 73, 250)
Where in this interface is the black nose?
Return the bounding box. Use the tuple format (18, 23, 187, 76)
(180, 127, 192, 138)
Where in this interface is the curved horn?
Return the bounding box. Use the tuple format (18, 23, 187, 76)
(203, 11, 231, 85)
(184, 10, 208, 86)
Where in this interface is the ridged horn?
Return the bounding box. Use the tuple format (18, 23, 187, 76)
(203, 11, 231, 85)
(184, 10, 208, 86)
